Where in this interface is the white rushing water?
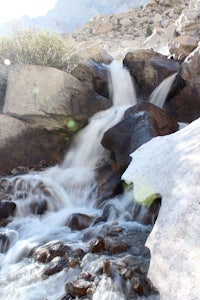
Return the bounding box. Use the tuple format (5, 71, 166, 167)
(149, 72, 177, 108)
(63, 60, 137, 169)
(0, 61, 140, 300)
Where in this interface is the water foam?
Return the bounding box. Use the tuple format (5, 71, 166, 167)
(149, 72, 177, 108)
(0, 61, 145, 300)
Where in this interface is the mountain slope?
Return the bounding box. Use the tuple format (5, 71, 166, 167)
(0, 0, 147, 36)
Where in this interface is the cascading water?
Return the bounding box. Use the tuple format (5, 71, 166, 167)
(149, 72, 177, 108)
(62, 60, 137, 169)
(108, 60, 137, 107)
(0, 61, 158, 300)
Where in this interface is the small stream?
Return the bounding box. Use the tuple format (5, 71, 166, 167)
(0, 61, 174, 299)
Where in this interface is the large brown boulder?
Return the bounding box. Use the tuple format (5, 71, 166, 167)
(101, 111, 160, 172)
(125, 102, 179, 135)
(0, 64, 111, 175)
(70, 61, 109, 98)
(166, 45, 200, 122)
(0, 115, 67, 175)
(123, 49, 179, 99)
(3, 64, 110, 122)
(101, 102, 178, 172)
(66, 213, 94, 231)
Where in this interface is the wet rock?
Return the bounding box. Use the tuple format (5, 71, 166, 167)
(66, 278, 92, 298)
(101, 111, 160, 172)
(107, 225, 124, 236)
(123, 49, 179, 99)
(67, 257, 80, 268)
(102, 204, 119, 220)
(121, 254, 139, 269)
(132, 275, 153, 296)
(102, 102, 179, 172)
(73, 248, 86, 260)
(129, 196, 162, 225)
(66, 213, 94, 231)
(89, 61, 110, 98)
(0, 178, 13, 194)
(89, 235, 105, 253)
(107, 240, 129, 254)
(94, 204, 120, 224)
(43, 257, 67, 276)
(0, 218, 11, 227)
(32, 241, 71, 263)
(95, 164, 123, 205)
(125, 102, 179, 135)
(10, 168, 20, 176)
(82, 227, 100, 242)
(9, 166, 31, 176)
(103, 259, 112, 277)
(166, 45, 200, 122)
(30, 200, 47, 215)
(0, 201, 16, 219)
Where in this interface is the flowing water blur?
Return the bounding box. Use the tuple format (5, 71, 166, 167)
(149, 73, 177, 108)
(0, 61, 141, 299)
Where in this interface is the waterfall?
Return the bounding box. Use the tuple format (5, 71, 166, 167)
(149, 72, 177, 108)
(62, 60, 137, 169)
(0, 61, 150, 300)
(62, 107, 127, 168)
(108, 60, 137, 107)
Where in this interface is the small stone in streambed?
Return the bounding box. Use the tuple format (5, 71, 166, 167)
(107, 225, 124, 236)
(89, 235, 105, 253)
(66, 213, 94, 231)
(31, 241, 72, 263)
(43, 257, 67, 276)
(107, 241, 129, 254)
(0, 201, 16, 219)
(67, 257, 79, 268)
(103, 259, 112, 277)
(66, 279, 92, 298)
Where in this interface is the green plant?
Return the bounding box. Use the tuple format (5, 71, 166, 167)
(146, 23, 153, 37)
(0, 27, 76, 70)
(176, 7, 183, 15)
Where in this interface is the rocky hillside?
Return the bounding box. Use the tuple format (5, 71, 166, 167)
(72, 0, 190, 59)
(0, 0, 147, 36)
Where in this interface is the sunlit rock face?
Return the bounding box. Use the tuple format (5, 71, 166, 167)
(176, 0, 200, 37)
(0, 64, 111, 175)
(3, 64, 110, 121)
(122, 118, 200, 299)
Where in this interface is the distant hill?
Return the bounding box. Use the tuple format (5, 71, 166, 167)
(0, 0, 147, 36)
